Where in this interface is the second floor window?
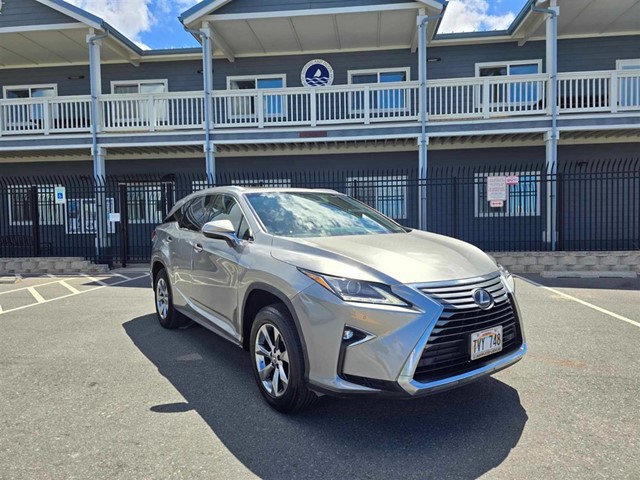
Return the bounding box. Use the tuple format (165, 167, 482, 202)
(227, 75, 286, 119)
(348, 69, 410, 111)
(3, 84, 58, 126)
(617, 59, 640, 108)
(476, 60, 542, 107)
(111, 80, 168, 95)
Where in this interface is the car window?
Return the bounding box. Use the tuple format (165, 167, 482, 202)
(245, 192, 405, 238)
(179, 196, 209, 231)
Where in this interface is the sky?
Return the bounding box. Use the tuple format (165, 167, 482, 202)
(65, 0, 528, 51)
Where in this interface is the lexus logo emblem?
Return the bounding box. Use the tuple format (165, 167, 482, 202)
(472, 288, 494, 310)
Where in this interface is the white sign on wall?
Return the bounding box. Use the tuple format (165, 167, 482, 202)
(487, 176, 507, 202)
(506, 175, 519, 186)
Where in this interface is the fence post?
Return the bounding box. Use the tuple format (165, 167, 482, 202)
(452, 176, 458, 239)
(30, 186, 41, 257)
(119, 184, 129, 268)
(556, 171, 564, 250)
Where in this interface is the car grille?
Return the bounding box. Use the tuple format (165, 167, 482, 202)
(413, 274, 523, 383)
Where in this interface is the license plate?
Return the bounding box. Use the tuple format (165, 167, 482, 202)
(470, 326, 503, 361)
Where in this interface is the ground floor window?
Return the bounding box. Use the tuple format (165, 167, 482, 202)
(346, 176, 407, 220)
(7, 185, 63, 226)
(125, 183, 165, 224)
(474, 172, 540, 218)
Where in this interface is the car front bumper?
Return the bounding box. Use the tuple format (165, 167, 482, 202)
(291, 273, 526, 398)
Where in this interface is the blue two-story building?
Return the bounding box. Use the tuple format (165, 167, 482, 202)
(0, 0, 638, 261)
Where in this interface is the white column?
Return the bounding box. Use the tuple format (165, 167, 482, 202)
(87, 30, 105, 178)
(417, 15, 428, 231)
(201, 22, 216, 182)
(545, 6, 559, 250)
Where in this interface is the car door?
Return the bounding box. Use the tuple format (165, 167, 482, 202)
(171, 195, 210, 310)
(188, 194, 249, 339)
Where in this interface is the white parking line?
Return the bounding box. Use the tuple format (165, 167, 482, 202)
(59, 281, 81, 295)
(518, 276, 640, 329)
(27, 287, 46, 304)
(111, 272, 131, 280)
(82, 275, 108, 286)
(0, 274, 150, 316)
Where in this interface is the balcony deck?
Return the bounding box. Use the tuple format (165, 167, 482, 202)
(0, 71, 638, 139)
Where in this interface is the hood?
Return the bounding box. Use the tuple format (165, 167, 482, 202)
(271, 230, 498, 285)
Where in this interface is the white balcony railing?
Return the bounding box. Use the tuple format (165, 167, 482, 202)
(0, 70, 638, 137)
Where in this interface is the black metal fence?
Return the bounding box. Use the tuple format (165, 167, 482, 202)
(1, 158, 638, 265)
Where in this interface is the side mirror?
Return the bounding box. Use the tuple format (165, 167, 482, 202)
(202, 219, 240, 246)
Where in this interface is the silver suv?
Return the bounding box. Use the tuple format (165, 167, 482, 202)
(151, 187, 526, 412)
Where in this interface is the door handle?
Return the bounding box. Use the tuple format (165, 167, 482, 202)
(167, 236, 173, 243)
(193, 243, 204, 253)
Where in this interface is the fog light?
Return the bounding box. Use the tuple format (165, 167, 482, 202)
(343, 329, 354, 341)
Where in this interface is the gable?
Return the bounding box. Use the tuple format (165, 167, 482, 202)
(0, 0, 79, 29)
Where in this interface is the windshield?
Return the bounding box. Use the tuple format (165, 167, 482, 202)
(245, 192, 406, 238)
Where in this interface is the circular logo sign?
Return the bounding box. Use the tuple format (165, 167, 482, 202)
(301, 59, 334, 87)
(472, 288, 494, 310)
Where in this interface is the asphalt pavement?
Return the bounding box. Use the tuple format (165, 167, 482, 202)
(0, 272, 638, 479)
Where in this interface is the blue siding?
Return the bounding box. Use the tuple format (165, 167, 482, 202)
(212, 50, 418, 88)
(0, 0, 77, 28)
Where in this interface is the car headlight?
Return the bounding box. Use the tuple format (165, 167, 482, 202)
(498, 264, 515, 293)
(299, 269, 409, 306)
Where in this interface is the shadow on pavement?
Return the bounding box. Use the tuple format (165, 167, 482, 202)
(124, 314, 528, 480)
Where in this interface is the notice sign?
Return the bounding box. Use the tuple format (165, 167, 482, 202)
(487, 176, 507, 202)
(54, 186, 66, 205)
(108, 213, 121, 223)
(490, 200, 504, 208)
(506, 175, 519, 186)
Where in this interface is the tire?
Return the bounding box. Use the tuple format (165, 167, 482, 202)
(250, 304, 318, 413)
(154, 268, 189, 329)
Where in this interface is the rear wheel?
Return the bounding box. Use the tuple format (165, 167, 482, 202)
(154, 268, 189, 329)
(250, 304, 318, 413)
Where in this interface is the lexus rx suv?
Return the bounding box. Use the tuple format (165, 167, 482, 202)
(151, 187, 526, 413)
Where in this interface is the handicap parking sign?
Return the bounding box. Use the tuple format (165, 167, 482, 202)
(54, 186, 66, 204)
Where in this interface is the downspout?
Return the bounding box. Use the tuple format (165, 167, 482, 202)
(417, 13, 444, 230)
(186, 26, 214, 183)
(87, 31, 109, 262)
(88, 31, 109, 179)
(531, 2, 559, 250)
(531, 3, 559, 157)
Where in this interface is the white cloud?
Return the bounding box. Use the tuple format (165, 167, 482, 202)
(439, 0, 516, 33)
(66, 0, 154, 46)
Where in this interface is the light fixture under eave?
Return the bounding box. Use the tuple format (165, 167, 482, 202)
(67, 75, 86, 80)
(427, 57, 441, 63)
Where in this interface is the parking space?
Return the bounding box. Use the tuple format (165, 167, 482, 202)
(0, 274, 638, 479)
(0, 270, 149, 315)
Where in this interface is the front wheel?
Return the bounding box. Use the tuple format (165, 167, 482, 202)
(154, 268, 189, 329)
(250, 304, 318, 413)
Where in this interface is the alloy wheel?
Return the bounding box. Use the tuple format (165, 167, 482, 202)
(156, 278, 169, 320)
(255, 323, 290, 397)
